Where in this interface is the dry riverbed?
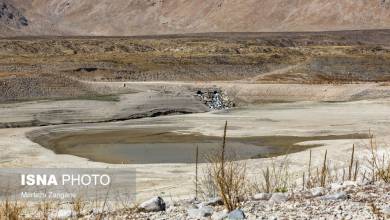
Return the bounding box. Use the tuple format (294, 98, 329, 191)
(1, 84, 390, 199)
(1, 82, 390, 219)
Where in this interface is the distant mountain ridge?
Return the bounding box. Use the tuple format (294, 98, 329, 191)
(2, 0, 390, 36)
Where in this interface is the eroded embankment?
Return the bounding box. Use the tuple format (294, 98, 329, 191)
(2, 82, 390, 128)
(0, 89, 209, 128)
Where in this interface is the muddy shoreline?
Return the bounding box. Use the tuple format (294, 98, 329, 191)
(27, 120, 368, 164)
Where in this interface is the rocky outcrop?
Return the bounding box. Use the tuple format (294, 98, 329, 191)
(0, 0, 28, 30)
(195, 88, 234, 110)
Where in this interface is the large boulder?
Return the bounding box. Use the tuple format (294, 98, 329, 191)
(227, 209, 246, 220)
(139, 196, 166, 212)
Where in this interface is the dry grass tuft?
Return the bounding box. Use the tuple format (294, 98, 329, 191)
(0, 200, 25, 220)
(259, 156, 291, 193)
(36, 201, 52, 220)
(369, 202, 383, 219)
(304, 150, 330, 188)
(367, 132, 390, 183)
(304, 145, 361, 189)
(72, 196, 86, 218)
(201, 121, 249, 211)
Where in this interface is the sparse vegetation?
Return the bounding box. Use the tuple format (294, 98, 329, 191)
(369, 202, 384, 219)
(197, 121, 390, 202)
(194, 145, 199, 201)
(367, 132, 390, 183)
(0, 200, 25, 220)
(201, 121, 249, 211)
(36, 201, 52, 220)
(72, 196, 86, 218)
(257, 156, 291, 193)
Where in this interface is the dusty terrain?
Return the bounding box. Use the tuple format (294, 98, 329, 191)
(1, 32, 390, 219)
(3, 0, 390, 36)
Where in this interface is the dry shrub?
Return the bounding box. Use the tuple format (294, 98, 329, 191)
(319, 150, 328, 187)
(72, 196, 86, 217)
(347, 144, 359, 181)
(0, 200, 25, 220)
(367, 132, 390, 183)
(302, 150, 326, 189)
(370, 202, 384, 219)
(201, 121, 249, 211)
(36, 201, 52, 220)
(258, 156, 291, 193)
(207, 154, 247, 211)
(198, 169, 218, 200)
(304, 131, 390, 188)
(194, 145, 199, 200)
(304, 149, 348, 189)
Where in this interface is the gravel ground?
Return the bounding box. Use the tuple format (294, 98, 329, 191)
(95, 181, 390, 220)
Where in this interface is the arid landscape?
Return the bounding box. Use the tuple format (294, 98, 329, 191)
(3, 0, 390, 36)
(3, 31, 390, 102)
(1, 0, 390, 219)
(1, 31, 390, 219)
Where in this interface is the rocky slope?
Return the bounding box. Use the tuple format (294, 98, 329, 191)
(2, 0, 390, 36)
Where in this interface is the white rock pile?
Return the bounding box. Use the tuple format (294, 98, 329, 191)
(195, 88, 234, 110)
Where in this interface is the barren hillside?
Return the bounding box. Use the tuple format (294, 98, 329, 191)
(2, 0, 390, 36)
(1, 30, 390, 101)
